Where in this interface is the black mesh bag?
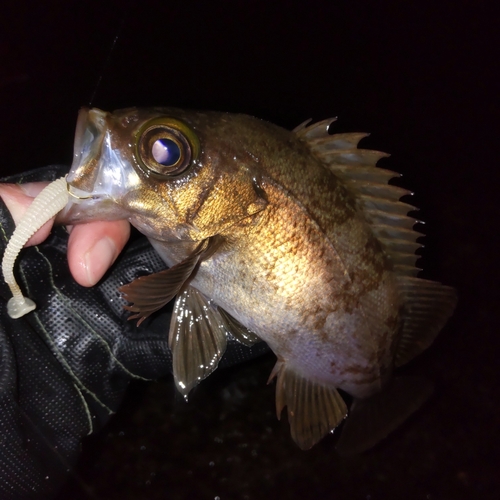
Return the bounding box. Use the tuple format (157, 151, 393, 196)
(0, 165, 268, 499)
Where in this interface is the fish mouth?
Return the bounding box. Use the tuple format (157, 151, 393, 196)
(67, 184, 97, 202)
(58, 182, 122, 226)
(67, 106, 142, 199)
(72, 107, 109, 166)
(60, 106, 143, 225)
(66, 107, 110, 195)
(72, 107, 90, 166)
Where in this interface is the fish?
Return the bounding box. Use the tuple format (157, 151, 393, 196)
(60, 106, 457, 452)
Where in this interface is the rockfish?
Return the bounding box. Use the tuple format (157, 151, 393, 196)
(60, 107, 457, 452)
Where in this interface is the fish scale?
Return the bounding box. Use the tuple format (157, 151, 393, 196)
(52, 106, 457, 451)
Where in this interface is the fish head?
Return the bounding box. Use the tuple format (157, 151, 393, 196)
(63, 107, 268, 242)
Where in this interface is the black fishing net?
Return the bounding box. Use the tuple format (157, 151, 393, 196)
(0, 165, 269, 499)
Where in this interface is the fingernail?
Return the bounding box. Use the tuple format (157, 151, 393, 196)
(84, 237, 117, 286)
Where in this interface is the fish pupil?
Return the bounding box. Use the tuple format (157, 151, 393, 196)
(152, 138, 181, 166)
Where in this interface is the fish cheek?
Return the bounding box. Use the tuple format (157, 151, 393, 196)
(121, 187, 183, 238)
(189, 171, 267, 239)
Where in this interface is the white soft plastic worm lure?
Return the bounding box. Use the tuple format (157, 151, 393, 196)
(2, 176, 69, 318)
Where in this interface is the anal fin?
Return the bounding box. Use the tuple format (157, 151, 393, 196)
(269, 360, 347, 450)
(335, 376, 433, 455)
(169, 286, 227, 398)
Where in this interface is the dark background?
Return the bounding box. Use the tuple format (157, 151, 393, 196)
(1, 0, 499, 498)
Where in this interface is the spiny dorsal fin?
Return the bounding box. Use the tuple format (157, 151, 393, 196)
(395, 277, 458, 367)
(269, 360, 347, 450)
(295, 119, 422, 277)
(295, 119, 457, 363)
(169, 286, 228, 398)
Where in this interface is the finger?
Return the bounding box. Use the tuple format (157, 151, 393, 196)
(67, 220, 131, 287)
(0, 182, 54, 246)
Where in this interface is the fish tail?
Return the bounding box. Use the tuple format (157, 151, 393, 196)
(335, 376, 433, 455)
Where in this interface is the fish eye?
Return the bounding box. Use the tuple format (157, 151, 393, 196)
(136, 117, 199, 177)
(151, 138, 181, 166)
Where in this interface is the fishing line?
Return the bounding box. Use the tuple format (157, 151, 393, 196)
(88, 0, 136, 107)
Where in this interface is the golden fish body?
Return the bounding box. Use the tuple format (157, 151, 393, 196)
(63, 107, 456, 451)
(182, 125, 399, 400)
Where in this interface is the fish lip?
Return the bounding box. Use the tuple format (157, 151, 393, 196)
(58, 182, 116, 225)
(72, 107, 89, 165)
(66, 183, 105, 203)
(72, 107, 109, 163)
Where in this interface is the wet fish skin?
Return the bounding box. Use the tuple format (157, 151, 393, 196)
(61, 107, 457, 450)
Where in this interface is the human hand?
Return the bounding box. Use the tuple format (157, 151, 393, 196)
(0, 165, 174, 499)
(0, 180, 131, 286)
(0, 164, 269, 499)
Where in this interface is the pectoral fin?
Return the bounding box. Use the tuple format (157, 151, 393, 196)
(269, 360, 348, 450)
(218, 307, 261, 346)
(169, 286, 227, 398)
(119, 239, 211, 325)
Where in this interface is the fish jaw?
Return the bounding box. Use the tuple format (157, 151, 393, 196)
(58, 107, 143, 225)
